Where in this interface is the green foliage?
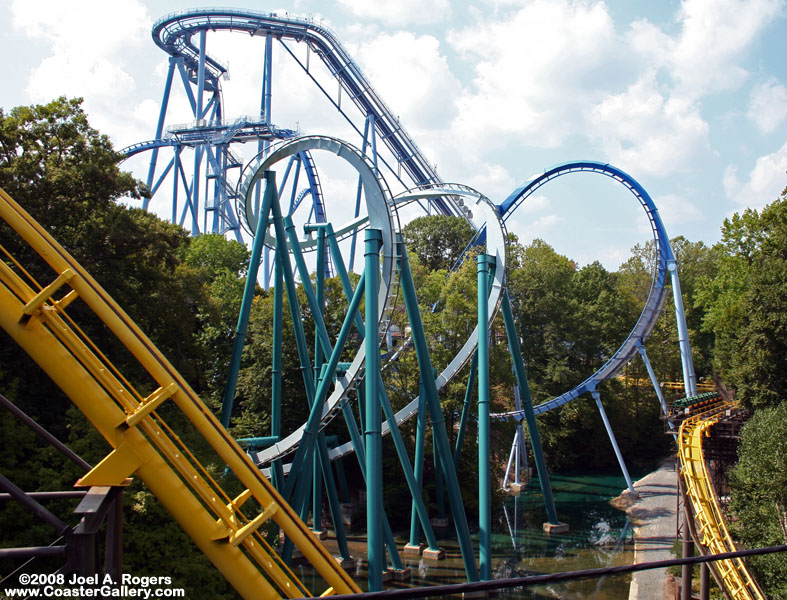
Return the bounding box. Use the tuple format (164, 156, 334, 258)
(0, 99, 234, 597)
(696, 187, 787, 409)
(402, 214, 475, 271)
(728, 404, 787, 598)
(0, 97, 142, 243)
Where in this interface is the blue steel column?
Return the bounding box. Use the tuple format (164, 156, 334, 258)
(477, 254, 492, 581)
(190, 28, 207, 236)
(171, 147, 180, 225)
(668, 262, 697, 397)
(591, 388, 636, 495)
(364, 228, 384, 592)
(144, 56, 176, 211)
(636, 344, 673, 431)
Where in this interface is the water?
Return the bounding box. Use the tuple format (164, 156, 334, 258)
(310, 471, 634, 598)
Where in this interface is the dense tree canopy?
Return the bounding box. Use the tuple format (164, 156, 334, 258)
(401, 213, 475, 271)
(729, 403, 787, 597)
(696, 188, 787, 409)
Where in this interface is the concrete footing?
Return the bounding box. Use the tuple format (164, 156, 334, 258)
(422, 547, 446, 560)
(506, 482, 525, 495)
(402, 543, 425, 556)
(542, 521, 569, 534)
(390, 568, 411, 582)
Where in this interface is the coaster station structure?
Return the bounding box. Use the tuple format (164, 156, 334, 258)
(1, 7, 703, 598)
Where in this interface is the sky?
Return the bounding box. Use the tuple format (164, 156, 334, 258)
(1, 0, 786, 270)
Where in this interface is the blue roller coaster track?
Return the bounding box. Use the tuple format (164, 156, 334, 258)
(121, 7, 464, 248)
(496, 161, 697, 416)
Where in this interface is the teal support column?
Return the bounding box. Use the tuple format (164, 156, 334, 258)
(271, 257, 284, 491)
(500, 289, 564, 529)
(364, 228, 384, 591)
(454, 352, 478, 467)
(334, 455, 351, 504)
(324, 224, 365, 339)
(408, 380, 427, 549)
(434, 439, 445, 520)
(477, 254, 492, 581)
(312, 229, 326, 533)
(279, 270, 366, 562)
(269, 196, 356, 562)
(339, 394, 403, 570)
(221, 170, 276, 428)
(377, 373, 439, 551)
(397, 238, 479, 582)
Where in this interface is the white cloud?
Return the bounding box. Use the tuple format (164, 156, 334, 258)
(518, 194, 551, 213)
(589, 73, 710, 176)
(25, 54, 137, 105)
(349, 32, 463, 132)
(654, 193, 704, 227)
(747, 78, 787, 134)
(668, 0, 783, 97)
(507, 211, 561, 245)
(628, 0, 784, 98)
(723, 141, 787, 211)
(447, 0, 620, 151)
(11, 0, 152, 144)
(596, 245, 631, 269)
(336, 0, 450, 25)
(12, 0, 150, 98)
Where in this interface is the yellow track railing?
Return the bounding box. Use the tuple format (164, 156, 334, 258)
(678, 401, 765, 600)
(0, 187, 361, 599)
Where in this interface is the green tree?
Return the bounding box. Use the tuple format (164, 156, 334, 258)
(0, 99, 235, 598)
(728, 404, 787, 598)
(402, 214, 475, 271)
(696, 187, 787, 409)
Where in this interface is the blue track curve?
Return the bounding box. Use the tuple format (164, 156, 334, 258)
(496, 161, 675, 416)
(150, 8, 460, 216)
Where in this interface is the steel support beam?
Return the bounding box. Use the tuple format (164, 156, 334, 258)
(591, 389, 636, 495)
(477, 254, 492, 579)
(364, 228, 384, 591)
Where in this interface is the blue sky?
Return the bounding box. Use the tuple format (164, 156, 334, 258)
(2, 0, 786, 269)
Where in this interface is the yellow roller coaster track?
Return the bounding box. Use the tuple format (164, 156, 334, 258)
(0, 187, 361, 598)
(678, 401, 765, 600)
(616, 375, 716, 392)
